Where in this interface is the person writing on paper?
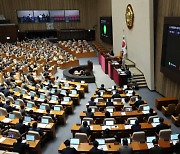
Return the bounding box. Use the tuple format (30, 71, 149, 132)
(172, 134, 180, 154)
(88, 98, 96, 106)
(118, 138, 133, 154)
(149, 139, 163, 154)
(89, 140, 104, 154)
(13, 137, 29, 154)
(30, 122, 43, 136)
(61, 139, 77, 154)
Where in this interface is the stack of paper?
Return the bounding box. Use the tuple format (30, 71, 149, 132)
(121, 112, 126, 115)
(61, 101, 68, 105)
(37, 123, 47, 128)
(124, 125, 132, 129)
(147, 143, 154, 149)
(142, 111, 149, 114)
(98, 145, 108, 151)
(0, 137, 6, 143)
(2, 118, 12, 123)
(36, 109, 44, 113)
(151, 123, 159, 127)
(70, 145, 79, 150)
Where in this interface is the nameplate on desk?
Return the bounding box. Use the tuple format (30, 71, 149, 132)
(151, 123, 160, 127)
(142, 111, 149, 114)
(121, 112, 126, 115)
(0, 137, 6, 143)
(147, 143, 154, 149)
(98, 145, 108, 151)
(2, 118, 12, 123)
(124, 125, 132, 129)
(102, 126, 111, 130)
(37, 123, 47, 128)
(36, 109, 44, 113)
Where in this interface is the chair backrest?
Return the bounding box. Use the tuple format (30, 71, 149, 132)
(0, 107, 8, 116)
(159, 129, 171, 141)
(175, 103, 180, 115)
(8, 128, 21, 139)
(42, 116, 53, 123)
(138, 104, 149, 111)
(54, 105, 63, 110)
(113, 98, 122, 102)
(28, 130, 40, 140)
(132, 131, 145, 142)
(97, 98, 104, 102)
(7, 96, 14, 103)
(41, 103, 49, 110)
(123, 106, 132, 112)
(75, 133, 88, 143)
(13, 111, 23, 119)
(105, 138, 116, 143)
(17, 99, 24, 106)
(89, 106, 98, 112)
(82, 117, 94, 124)
(5, 152, 19, 154)
(106, 106, 115, 112)
(166, 104, 176, 115)
(127, 117, 138, 125)
(130, 96, 137, 102)
(0, 92, 5, 101)
(148, 115, 159, 123)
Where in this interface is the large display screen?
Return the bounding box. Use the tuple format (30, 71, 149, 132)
(161, 17, 180, 84)
(17, 10, 80, 23)
(100, 17, 113, 44)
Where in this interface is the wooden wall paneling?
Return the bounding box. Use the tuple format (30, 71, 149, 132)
(155, 0, 180, 101)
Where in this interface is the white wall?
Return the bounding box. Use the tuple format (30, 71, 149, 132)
(112, 0, 154, 90)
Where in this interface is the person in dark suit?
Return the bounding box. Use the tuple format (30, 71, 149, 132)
(3, 88, 10, 97)
(79, 121, 91, 135)
(13, 137, 29, 154)
(61, 139, 77, 154)
(89, 140, 104, 154)
(29, 122, 43, 136)
(88, 97, 96, 106)
(86, 107, 94, 119)
(172, 134, 180, 154)
(131, 120, 141, 132)
(102, 128, 114, 138)
(118, 138, 133, 154)
(105, 111, 111, 118)
(106, 98, 113, 106)
(134, 96, 144, 109)
(45, 109, 56, 122)
(15, 118, 29, 134)
(99, 84, 106, 91)
(149, 139, 163, 154)
(155, 117, 169, 134)
(144, 108, 155, 121)
(112, 91, 121, 98)
(26, 110, 39, 121)
(3, 100, 14, 113)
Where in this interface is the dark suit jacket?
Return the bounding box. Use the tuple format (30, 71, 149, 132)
(13, 142, 29, 154)
(15, 123, 27, 134)
(131, 124, 141, 132)
(155, 123, 169, 133)
(106, 101, 114, 106)
(88, 101, 96, 106)
(89, 147, 104, 154)
(86, 111, 94, 118)
(173, 141, 180, 153)
(79, 125, 91, 135)
(149, 145, 163, 154)
(134, 100, 144, 108)
(30, 127, 43, 136)
(61, 147, 77, 154)
(112, 93, 121, 98)
(3, 104, 13, 113)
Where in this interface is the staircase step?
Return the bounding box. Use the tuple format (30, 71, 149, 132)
(133, 76, 145, 79)
(134, 79, 146, 82)
(137, 81, 147, 85)
(138, 84, 147, 88)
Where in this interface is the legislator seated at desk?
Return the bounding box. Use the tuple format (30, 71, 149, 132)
(13, 137, 29, 154)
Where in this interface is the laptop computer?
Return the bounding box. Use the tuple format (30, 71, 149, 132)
(9, 113, 15, 119)
(14, 88, 18, 92)
(54, 81, 59, 86)
(96, 139, 105, 145)
(143, 106, 150, 111)
(76, 85, 81, 89)
(7, 132, 16, 139)
(40, 94, 45, 99)
(121, 138, 131, 144)
(70, 138, 80, 145)
(123, 85, 127, 89)
(41, 118, 49, 124)
(146, 136, 156, 143)
(153, 118, 160, 123)
(105, 120, 114, 126)
(171, 134, 179, 140)
(61, 90, 66, 95)
(51, 89, 55, 93)
(81, 81, 85, 84)
(27, 103, 33, 108)
(43, 86, 47, 90)
(26, 134, 35, 141)
(51, 95, 57, 101)
(40, 105, 46, 110)
(21, 90, 26, 95)
(30, 92, 35, 97)
(24, 116, 31, 122)
(64, 97, 70, 102)
(125, 107, 132, 112)
(54, 106, 61, 111)
(71, 90, 77, 95)
(64, 83, 69, 87)
(15, 100, 20, 105)
(130, 119, 136, 125)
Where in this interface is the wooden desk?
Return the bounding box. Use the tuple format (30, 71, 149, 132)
(155, 97, 178, 110)
(0, 135, 41, 154)
(58, 140, 171, 153)
(92, 93, 139, 99)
